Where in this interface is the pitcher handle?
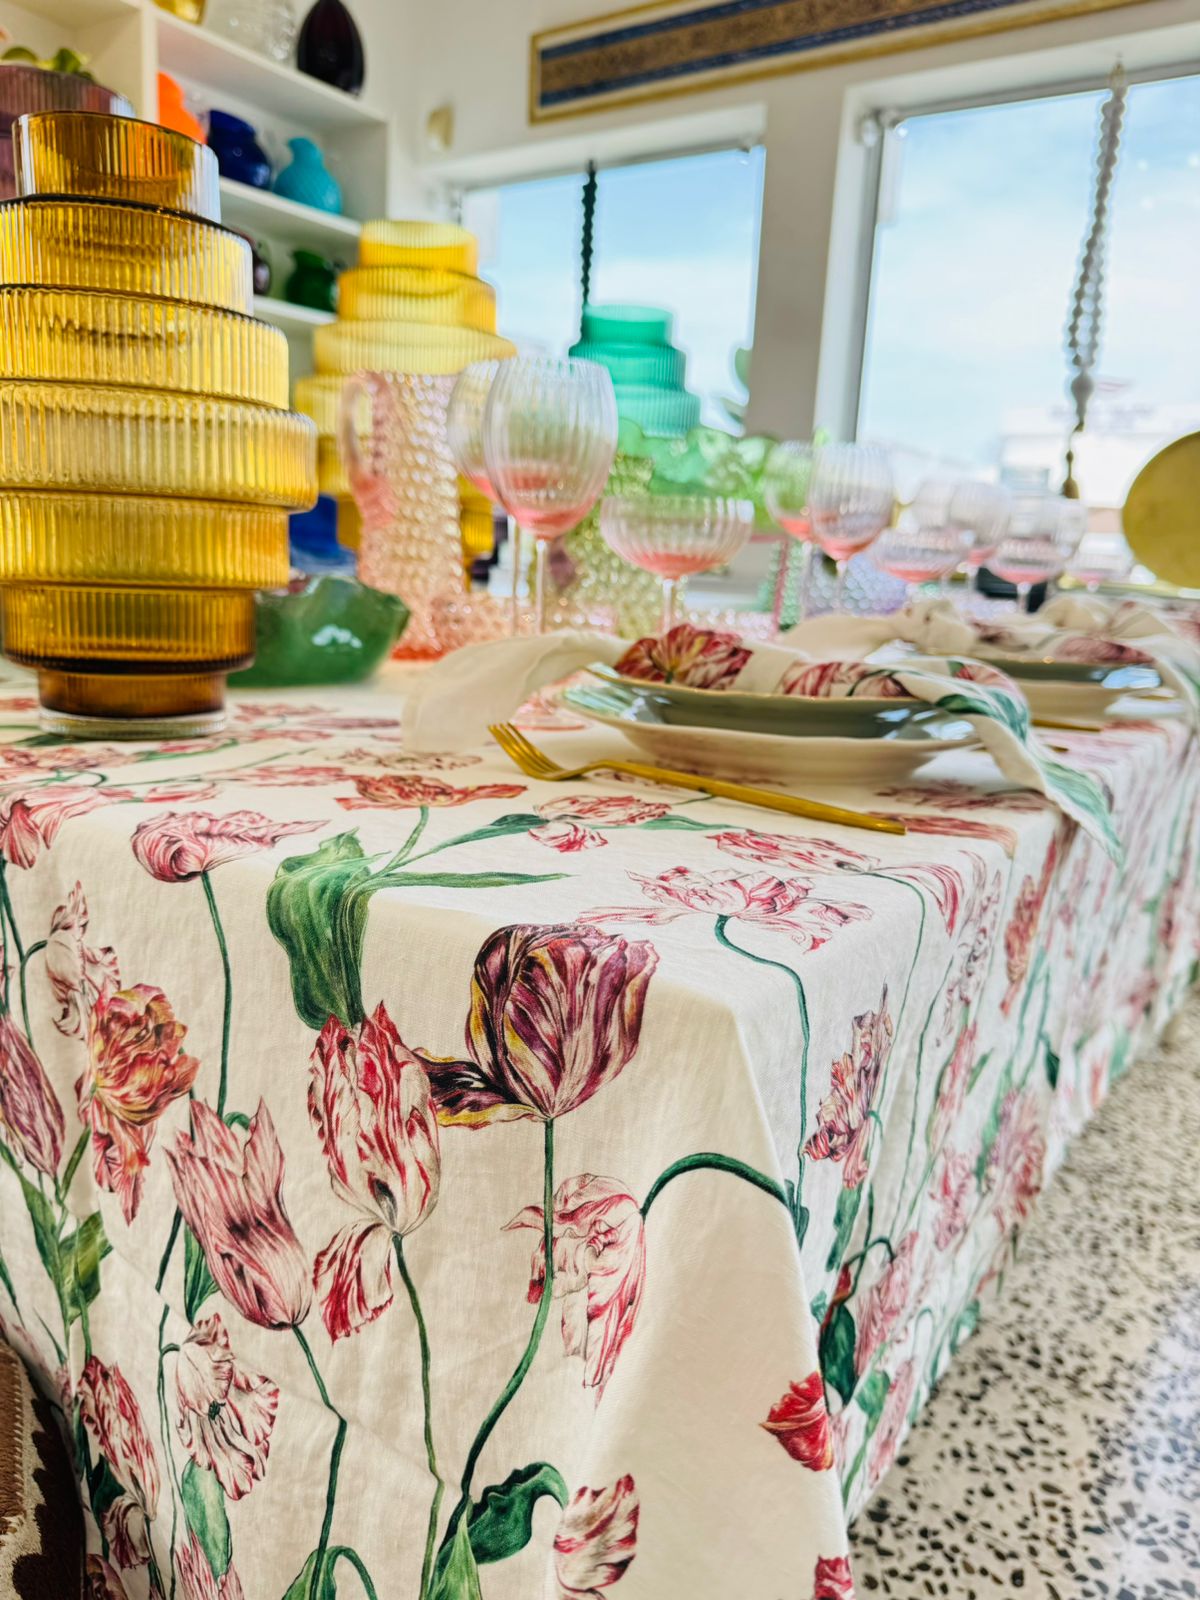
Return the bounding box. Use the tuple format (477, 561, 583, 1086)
(339, 372, 394, 499)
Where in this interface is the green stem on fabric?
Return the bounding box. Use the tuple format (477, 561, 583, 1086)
(376, 807, 430, 876)
(713, 915, 810, 1229)
(200, 871, 233, 1117)
(156, 1210, 182, 1295)
(294, 1324, 347, 1597)
(157, 1305, 185, 1600)
(0, 864, 30, 1039)
(395, 1237, 444, 1600)
(641, 1153, 789, 1218)
(59, 1131, 88, 1206)
(887, 945, 956, 1241)
(458, 1118, 555, 1504)
(331, 1547, 381, 1600)
(18, 938, 46, 1050)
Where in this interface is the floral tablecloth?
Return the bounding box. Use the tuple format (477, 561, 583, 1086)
(0, 666, 1195, 1600)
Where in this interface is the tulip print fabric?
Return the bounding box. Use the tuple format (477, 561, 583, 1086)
(0, 670, 1195, 1600)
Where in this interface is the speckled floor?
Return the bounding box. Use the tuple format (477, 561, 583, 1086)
(849, 999, 1200, 1600)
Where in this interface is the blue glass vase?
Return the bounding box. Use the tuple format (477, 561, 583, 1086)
(206, 109, 271, 189)
(271, 135, 342, 214)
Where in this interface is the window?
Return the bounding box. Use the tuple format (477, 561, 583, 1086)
(460, 146, 766, 430)
(857, 72, 1200, 511)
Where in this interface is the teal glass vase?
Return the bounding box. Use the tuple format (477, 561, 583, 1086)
(272, 136, 342, 214)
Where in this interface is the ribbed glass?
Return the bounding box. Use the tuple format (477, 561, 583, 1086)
(0, 198, 253, 312)
(0, 492, 289, 588)
(295, 373, 367, 434)
(614, 383, 702, 437)
(337, 265, 496, 330)
(0, 67, 132, 136)
(317, 432, 348, 496)
(0, 288, 289, 404)
(0, 382, 317, 506)
(15, 112, 221, 220)
(581, 304, 673, 346)
(312, 322, 516, 376)
(2, 584, 255, 668)
(571, 339, 686, 388)
(359, 220, 478, 275)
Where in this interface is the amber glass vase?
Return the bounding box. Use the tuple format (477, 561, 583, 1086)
(0, 110, 316, 736)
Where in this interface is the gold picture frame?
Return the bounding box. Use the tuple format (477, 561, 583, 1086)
(530, 0, 1147, 123)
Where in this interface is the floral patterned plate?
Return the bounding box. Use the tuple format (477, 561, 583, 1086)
(561, 684, 977, 783)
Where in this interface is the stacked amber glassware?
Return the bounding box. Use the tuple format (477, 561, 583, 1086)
(0, 110, 316, 736)
(294, 220, 514, 569)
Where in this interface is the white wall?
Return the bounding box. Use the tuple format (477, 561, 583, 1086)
(405, 0, 1200, 440)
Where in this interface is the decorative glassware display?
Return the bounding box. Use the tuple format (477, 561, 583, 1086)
(1, 66, 132, 200)
(206, 0, 298, 62)
(949, 479, 1012, 573)
(873, 478, 973, 594)
(569, 303, 700, 437)
(205, 109, 271, 188)
(600, 493, 753, 630)
(482, 356, 619, 634)
(285, 248, 338, 310)
(272, 135, 341, 213)
(230, 574, 407, 686)
(297, 0, 364, 93)
(158, 73, 206, 143)
(989, 494, 1087, 609)
(764, 440, 815, 629)
(0, 109, 316, 735)
(806, 443, 895, 606)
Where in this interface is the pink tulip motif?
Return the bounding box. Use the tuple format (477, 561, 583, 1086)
(174, 1313, 279, 1498)
(77, 1356, 160, 1571)
(0, 1014, 64, 1178)
(507, 1173, 645, 1398)
(854, 1230, 918, 1376)
(813, 1553, 857, 1599)
(553, 1475, 640, 1599)
(166, 1101, 311, 1330)
(309, 1006, 441, 1340)
(45, 882, 120, 1039)
(614, 623, 750, 689)
(337, 773, 525, 811)
(986, 1090, 1046, 1235)
(803, 987, 894, 1189)
(532, 794, 673, 854)
(0, 784, 122, 869)
(176, 1530, 246, 1600)
(131, 810, 322, 882)
(760, 1371, 834, 1470)
(78, 984, 200, 1224)
(425, 924, 659, 1128)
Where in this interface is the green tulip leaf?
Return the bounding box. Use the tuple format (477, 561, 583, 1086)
(183, 1224, 218, 1323)
(468, 1462, 568, 1565)
(181, 1459, 231, 1578)
(267, 831, 375, 1029)
(818, 1300, 857, 1406)
(429, 1514, 483, 1600)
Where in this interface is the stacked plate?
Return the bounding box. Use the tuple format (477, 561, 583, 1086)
(563, 662, 977, 782)
(0, 110, 317, 735)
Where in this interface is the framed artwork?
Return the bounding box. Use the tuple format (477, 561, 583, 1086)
(531, 0, 1139, 121)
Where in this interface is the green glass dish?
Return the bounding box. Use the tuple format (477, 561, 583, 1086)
(580, 304, 673, 345)
(229, 573, 408, 687)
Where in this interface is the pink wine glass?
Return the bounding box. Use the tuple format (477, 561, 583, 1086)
(990, 494, 1086, 611)
(600, 494, 754, 631)
(807, 443, 895, 608)
(483, 356, 618, 634)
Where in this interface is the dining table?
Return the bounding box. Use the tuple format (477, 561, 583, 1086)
(0, 659, 1194, 1600)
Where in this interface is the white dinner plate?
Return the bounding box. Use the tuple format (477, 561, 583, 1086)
(561, 687, 978, 784)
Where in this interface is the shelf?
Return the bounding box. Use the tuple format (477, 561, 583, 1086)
(219, 179, 362, 255)
(6, 0, 141, 24)
(253, 294, 334, 333)
(155, 8, 387, 132)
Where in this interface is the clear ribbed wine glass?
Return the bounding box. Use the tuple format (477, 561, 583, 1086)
(873, 482, 973, 598)
(950, 479, 1013, 575)
(990, 494, 1087, 610)
(764, 440, 815, 629)
(600, 494, 754, 632)
(483, 357, 618, 634)
(447, 359, 517, 631)
(807, 443, 895, 607)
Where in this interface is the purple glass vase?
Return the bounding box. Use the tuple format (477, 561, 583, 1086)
(296, 0, 364, 96)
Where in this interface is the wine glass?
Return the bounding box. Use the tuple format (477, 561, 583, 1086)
(989, 494, 1086, 611)
(482, 357, 618, 634)
(806, 443, 895, 608)
(1069, 534, 1134, 592)
(447, 360, 519, 631)
(600, 495, 754, 632)
(763, 441, 815, 630)
(950, 480, 1012, 576)
(873, 482, 973, 598)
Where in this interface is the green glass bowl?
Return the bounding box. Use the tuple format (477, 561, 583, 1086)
(580, 303, 673, 345)
(229, 574, 407, 687)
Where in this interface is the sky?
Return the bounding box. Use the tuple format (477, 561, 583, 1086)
(463, 73, 1199, 484)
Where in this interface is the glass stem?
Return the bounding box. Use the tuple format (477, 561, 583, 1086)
(835, 559, 848, 609)
(533, 538, 549, 635)
(770, 538, 791, 633)
(661, 577, 679, 633)
(1017, 581, 1032, 613)
(508, 517, 522, 637)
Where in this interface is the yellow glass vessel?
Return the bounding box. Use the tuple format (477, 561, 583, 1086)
(0, 288, 288, 403)
(0, 112, 316, 736)
(312, 322, 515, 378)
(14, 112, 222, 221)
(358, 220, 479, 275)
(337, 266, 497, 330)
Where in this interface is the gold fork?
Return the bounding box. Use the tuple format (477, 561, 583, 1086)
(489, 723, 906, 836)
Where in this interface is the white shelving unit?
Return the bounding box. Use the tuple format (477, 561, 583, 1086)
(0, 0, 395, 374)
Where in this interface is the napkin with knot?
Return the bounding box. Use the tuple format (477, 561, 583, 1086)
(785, 595, 1200, 718)
(401, 622, 1121, 860)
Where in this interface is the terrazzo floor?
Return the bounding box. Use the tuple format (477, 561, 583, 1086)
(849, 999, 1200, 1600)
